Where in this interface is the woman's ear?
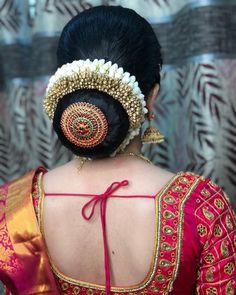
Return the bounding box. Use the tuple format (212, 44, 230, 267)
(146, 84, 160, 119)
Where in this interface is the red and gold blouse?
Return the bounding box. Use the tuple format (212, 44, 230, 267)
(0, 167, 235, 294)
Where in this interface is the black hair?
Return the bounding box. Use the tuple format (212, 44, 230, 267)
(54, 5, 162, 158)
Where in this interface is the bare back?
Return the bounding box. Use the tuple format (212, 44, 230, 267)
(42, 157, 175, 287)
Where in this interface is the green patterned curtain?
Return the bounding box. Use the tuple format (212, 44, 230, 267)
(0, 0, 236, 240)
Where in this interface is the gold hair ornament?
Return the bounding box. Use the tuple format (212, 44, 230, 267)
(43, 59, 148, 154)
(60, 102, 108, 148)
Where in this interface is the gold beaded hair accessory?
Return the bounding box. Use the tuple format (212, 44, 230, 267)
(60, 102, 108, 148)
(43, 59, 148, 154)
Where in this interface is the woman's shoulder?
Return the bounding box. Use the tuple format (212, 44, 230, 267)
(0, 167, 47, 187)
(0, 167, 47, 207)
(160, 170, 235, 223)
(178, 171, 233, 209)
(176, 171, 236, 242)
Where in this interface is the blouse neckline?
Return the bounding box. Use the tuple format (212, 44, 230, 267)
(36, 171, 182, 292)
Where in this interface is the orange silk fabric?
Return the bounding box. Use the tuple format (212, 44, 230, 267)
(0, 168, 59, 294)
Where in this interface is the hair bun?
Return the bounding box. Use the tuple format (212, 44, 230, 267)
(60, 102, 108, 148)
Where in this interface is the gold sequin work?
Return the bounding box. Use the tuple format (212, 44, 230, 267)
(213, 224, 222, 237)
(206, 287, 217, 295)
(204, 253, 215, 264)
(203, 207, 214, 220)
(224, 263, 235, 275)
(201, 188, 210, 197)
(226, 280, 234, 295)
(221, 240, 229, 257)
(226, 215, 233, 230)
(206, 267, 214, 282)
(214, 198, 224, 210)
(197, 224, 207, 237)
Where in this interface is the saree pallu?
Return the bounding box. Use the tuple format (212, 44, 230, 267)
(0, 167, 235, 295)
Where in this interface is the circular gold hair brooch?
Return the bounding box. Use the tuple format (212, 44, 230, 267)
(60, 102, 108, 148)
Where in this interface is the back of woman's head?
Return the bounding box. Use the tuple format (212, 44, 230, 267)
(53, 5, 162, 158)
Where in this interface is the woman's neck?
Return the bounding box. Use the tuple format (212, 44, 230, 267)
(70, 136, 143, 171)
(120, 136, 142, 155)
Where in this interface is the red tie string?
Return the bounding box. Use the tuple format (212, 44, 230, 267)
(81, 180, 129, 295)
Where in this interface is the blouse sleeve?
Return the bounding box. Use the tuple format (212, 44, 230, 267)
(194, 179, 236, 294)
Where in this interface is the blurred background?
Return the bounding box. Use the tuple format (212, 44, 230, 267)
(0, 0, 236, 203)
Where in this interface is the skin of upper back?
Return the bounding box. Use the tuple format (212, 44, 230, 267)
(42, 157, 174, 286)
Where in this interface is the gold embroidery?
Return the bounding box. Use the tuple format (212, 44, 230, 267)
(61, 282, 69, 290)
(224, 262, 235, 275)
(197, 224, 207, 236)
(163, 225, 174, 235)
(0, 245, 14, 264)
(179, 177, 189, 184)
(234, 235, 236, 247)
(155, 274, 167, 282)
(209, 181, 218, 188)
(201, 188, 210, 197)
(214, 198, 224, 209)
(226, 280, 234, 295)
(0, 224, 19, 273)
(204, 253, 215, 264)
(206, 287, 217, 295)
(73, 287, 81, 295)
(149, 286, 160, 292)
(203, 241, 209, 250)
(213, 224, 222, 237)
(160, 242, 172, 251)
(203, 207, 214, 220)
(172, 185, 184, 192)
(223, 191, 230, 203)
(221, 240, 229, 257)
(226, 215, 233, 230)
(163, 195, 176, 204)
(159, 259, 172, 268)
(163, 210, 175, 219)
(87, 289, 94, 295)
(206, 267, 214, 282)
(164, 177, 201, 293)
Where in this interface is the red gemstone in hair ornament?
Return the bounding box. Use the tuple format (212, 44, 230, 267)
(60, 102, 108, 148)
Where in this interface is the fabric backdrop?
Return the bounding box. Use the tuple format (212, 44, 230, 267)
(1, 1, 236, 201)
(0, 0, 236, 291)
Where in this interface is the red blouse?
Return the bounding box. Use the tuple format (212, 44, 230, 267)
(30, 169, 236, 295)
